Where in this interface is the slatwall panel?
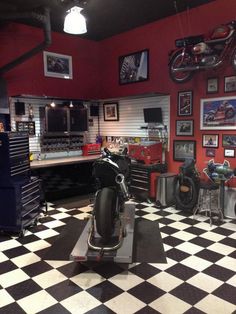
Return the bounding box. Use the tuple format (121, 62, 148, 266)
(98, 95, 170, 138)
(9, 95, 170, 152)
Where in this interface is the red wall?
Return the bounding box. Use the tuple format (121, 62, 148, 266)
(0, 23, 101, 99)
(1, 0, 236, 180)
(99, 0, 236, 181)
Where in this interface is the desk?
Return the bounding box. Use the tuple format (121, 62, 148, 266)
(31, 155, 100, 169)
(31, 155, 100, 201)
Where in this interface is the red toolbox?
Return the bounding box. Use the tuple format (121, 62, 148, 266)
(82, 143, 101, 156)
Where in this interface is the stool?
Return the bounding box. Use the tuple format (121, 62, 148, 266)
(193, 180, 224, 227)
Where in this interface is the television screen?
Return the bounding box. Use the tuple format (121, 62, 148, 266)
(143, 107, 162, 123)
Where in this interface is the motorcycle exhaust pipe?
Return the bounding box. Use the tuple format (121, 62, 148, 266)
(173, 59, 223, 72)
(115, 174, 129, 200)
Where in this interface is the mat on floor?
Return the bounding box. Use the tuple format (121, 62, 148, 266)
(43, 217, 166, 263)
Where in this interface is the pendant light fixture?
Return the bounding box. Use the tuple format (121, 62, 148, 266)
(63, 6, 87, 35)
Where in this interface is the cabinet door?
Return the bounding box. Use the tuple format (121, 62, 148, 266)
(70, 108, 88, 132)
(46, 107, 68, 132)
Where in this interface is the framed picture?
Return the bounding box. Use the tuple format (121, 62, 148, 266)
(222, 134, 236, 147)
(119, 49, 149, 84)
(224, 75, 236, 92)
(16, 121, 35, 135)
(202, 134, 219, 148)
(224, 148, 235, 158)
(206, 148, 216, 157)
(43, 51, 73, 79)
(178, 91, 193, 116)
(103, 102, 119, 121)
(200, 96, 236, 130)
(176, 120, 194, 136)
(207, 77, 218, 94)
(173, 140, 196, 161)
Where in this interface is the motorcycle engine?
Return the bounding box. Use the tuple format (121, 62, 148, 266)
(192, 42, 211, 55)
(200, 55, 219, 66)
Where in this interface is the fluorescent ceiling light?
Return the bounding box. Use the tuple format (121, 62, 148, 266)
(64, 6, 87, 35)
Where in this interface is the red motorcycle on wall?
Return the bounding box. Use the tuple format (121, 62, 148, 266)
(169, 20, 236, 83)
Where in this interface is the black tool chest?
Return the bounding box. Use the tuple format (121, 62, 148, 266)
(0, 132, 41, 235)
(130, 162, 167, 201)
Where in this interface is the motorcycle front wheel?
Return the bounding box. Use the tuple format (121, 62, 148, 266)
(169, 51, 194, 83)
(174, 176, 199, 211)
(94, 187, 117, 244)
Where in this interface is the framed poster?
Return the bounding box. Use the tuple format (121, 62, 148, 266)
(119, 49, 149, 84)
(206, 148, 216, 157)
(200, 96, 236, 130)
(224, 148, 235, 157)
(178, 91, 193, 116)
(176, 120, 194, 136)
(222, 134, 236, 147)
(207, 77, 218, 94)
(103, 102, 119, 121)
(224, 76, 236, 92)
(173, 140, 196, 161)
(43, 51, 73, 79)
(202, 134, 219, 148)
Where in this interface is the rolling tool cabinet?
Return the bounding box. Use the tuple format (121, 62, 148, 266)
(130, 162, 167, 201)
(0, 132, 41, 235)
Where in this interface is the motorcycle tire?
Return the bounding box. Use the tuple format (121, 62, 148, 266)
(94, 187, 117, 244)
(174, 176, 199, 211)
(169, 51, 194, 83)
(231, 47, 236, 71)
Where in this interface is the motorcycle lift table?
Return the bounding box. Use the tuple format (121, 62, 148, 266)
(70, 204, 135, 263)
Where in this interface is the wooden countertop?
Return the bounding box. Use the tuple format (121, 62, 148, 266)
(30, 154, 101, 169)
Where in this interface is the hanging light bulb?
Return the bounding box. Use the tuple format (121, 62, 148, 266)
(64, 6, 87, 35)
(69, 101, 74, 107)
(50, 101, 56, 108)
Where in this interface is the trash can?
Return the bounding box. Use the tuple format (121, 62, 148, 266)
(156, 172, 177, 207)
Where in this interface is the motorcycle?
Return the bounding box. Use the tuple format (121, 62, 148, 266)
(169, 20, 236, 83)
(88, 147, 131, 251)
(205, 100, 236, 122)
(173, 158, 200, 211)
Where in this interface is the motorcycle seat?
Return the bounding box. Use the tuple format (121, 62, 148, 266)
(175, 35, 204, 48)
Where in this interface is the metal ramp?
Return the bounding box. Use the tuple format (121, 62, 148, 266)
(70, 204, 135, 263)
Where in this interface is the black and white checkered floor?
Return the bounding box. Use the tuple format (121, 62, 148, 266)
(0, 199, 236, 314)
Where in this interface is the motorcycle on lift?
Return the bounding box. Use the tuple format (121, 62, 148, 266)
(173, 158, 200, 211)
(88, 147, 131, 252)
(169, 20, 236, 83)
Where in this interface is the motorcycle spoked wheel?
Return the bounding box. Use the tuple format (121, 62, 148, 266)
(94, 187, 118, 244)
(174, 176, 199, 211)
(169, 51, 194, 83)
(231, 47, 236, 71)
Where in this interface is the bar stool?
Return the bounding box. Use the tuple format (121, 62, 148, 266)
(193, 180, 224, 227)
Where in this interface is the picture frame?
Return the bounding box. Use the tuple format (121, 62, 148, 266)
(206, 148, 216, 157)
(176, 120, 194, 136)
(224, 148, 235, 158)
(119, 49, 149, 85)
(200, 96, 236, 130)
(224, 75, 236, 92)
(103, 102, 119, 121)
(173, 140, 196, 161)
(178, 91, 193, 116)
(222, 134, 236, 147)
(16, 121, 35, 135)
(202, 134, 219, 148)
(43, 51, 73, 79)
(207, 77, 218, 94)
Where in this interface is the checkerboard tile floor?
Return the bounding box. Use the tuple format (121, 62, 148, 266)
(0, 199, 235, 314)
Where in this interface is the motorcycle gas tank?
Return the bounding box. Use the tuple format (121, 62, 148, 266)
(210, 24, 231, 40)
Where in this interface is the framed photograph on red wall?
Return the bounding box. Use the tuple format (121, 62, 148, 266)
(178, 91, 193, 116)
